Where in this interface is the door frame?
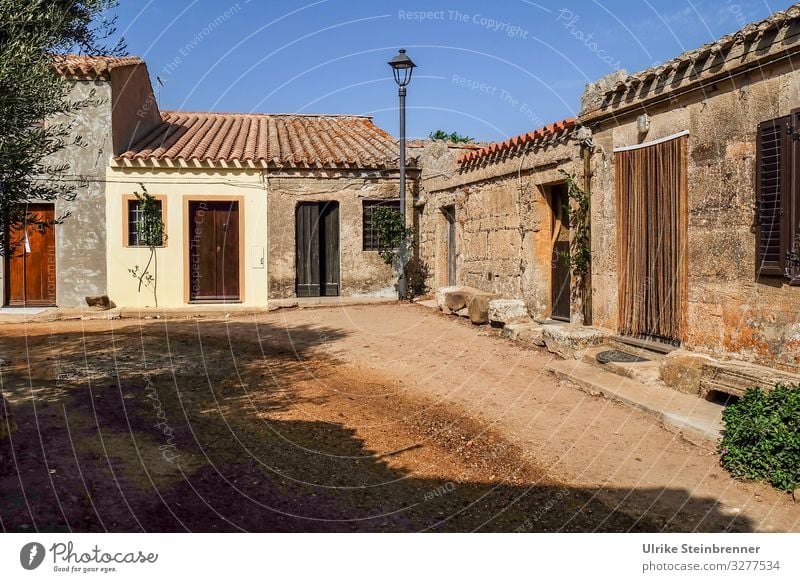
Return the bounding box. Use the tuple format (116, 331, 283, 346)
(548, 183, 571, 321)
(4, 203, 57, 307)
(442, 205, 456, 287)
(294, 200, 341, 298)
(182, 196, 245, 304)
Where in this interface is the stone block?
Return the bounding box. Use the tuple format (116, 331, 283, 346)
(501, 322, 536, 340)
(445, 291, 471, 313)
(699, 360, 800, 399)
(455, 307, 469, 318)
(436, 286, 466, 311)
(542, 325, 613, 360)
(518, 326, 546, 347)
(488, 299, 530, 326)
(467, 293, 500, 325)
(85, 295, 111, 310)
(660, 350, 715, 395)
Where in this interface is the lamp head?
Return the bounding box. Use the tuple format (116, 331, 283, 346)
(388, 49, 416, 87)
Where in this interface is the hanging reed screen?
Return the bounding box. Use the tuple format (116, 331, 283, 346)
(615, 134, 688, 343)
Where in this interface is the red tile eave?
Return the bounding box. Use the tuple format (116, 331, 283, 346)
(457, 118, 576, 165)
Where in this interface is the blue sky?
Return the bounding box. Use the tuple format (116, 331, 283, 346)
(109, 0, 790, 142)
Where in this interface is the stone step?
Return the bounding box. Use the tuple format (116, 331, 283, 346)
(546, 359, 724, 441)
(579, 346, 664, 387)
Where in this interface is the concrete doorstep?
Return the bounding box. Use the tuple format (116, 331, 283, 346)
(546, 359, 724, 441)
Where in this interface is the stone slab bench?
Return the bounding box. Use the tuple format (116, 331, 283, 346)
(699, 359, 800, 399)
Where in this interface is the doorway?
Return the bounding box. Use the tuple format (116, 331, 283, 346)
(5, 204, 57, 306)
(296, 201, 340, 297)
(443, 206, 456, 287)
(188, 201, 240, 302)
(551, 185, 571, 321)
(616, 134, 687, 343)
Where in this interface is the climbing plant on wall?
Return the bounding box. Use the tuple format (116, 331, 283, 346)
(558, 170, 591, 280)
(371, 206, 428, 299)
(556, 170, 592, 323)
(128, 184, 166, 307)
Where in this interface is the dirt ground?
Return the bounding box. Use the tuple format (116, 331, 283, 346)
(1, 303, 798, 532)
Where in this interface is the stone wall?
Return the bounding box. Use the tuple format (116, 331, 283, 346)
(419, 138, 583, 319)
(586, 57, 800, 371)
(266, 170, 416, 299)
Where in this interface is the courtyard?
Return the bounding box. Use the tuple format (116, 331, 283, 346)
(1, 303, 797, 533)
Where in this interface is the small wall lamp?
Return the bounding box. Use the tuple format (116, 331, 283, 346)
(637, 114, 651, 134)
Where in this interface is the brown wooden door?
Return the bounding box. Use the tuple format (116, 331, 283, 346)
(296, 202, 339, 297)
(5, 204, 57, 306)
(551, 185, 571, 321)
(188, 201, 240, 301)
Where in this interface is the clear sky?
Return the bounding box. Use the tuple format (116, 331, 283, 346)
(108, 0, 790, 142)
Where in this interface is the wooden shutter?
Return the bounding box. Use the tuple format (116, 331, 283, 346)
(756, 115, 789, 276)
(789, 109, 800, 285)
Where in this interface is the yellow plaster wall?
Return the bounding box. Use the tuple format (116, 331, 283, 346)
(105, 166, 268, 308)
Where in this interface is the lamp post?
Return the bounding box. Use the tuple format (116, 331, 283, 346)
(388, 49, 416, 299)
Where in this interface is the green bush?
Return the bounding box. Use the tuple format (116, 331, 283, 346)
(719, 384, 800, 492)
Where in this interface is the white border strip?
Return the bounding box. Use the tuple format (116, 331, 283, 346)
(613, 130, 690, 152)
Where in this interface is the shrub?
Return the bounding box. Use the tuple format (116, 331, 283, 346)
(719, 384, 800, 492)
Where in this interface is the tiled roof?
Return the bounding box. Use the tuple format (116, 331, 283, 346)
(585, 3, 800, 115)
(458, 118, 576, 165)
(53, 54, 145, 78)
(117, 111, 400, 168)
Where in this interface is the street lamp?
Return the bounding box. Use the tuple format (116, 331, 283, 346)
(388, 48, 416, 299)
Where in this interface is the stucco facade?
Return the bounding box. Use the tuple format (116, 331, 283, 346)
(105, 165, 269, 308)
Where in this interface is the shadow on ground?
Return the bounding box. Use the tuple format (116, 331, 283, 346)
(0, 319, 753, 532)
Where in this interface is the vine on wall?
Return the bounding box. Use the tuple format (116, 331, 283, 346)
(128, 184, 166, 307)
(558, 170, 591, 322)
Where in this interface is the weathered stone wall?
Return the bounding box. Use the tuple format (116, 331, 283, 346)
(587, 57, 800, 371)
(266, 170, 415, 299)
(55, 79, 113, 307)
(419, 138, 583, 319)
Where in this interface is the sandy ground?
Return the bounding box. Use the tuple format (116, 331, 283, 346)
(0, 302, 798, 532)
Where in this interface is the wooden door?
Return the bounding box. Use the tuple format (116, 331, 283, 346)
(5, 204, 57, 306)
(551, 185, 571, 321)
(443, 206, 456, 286)
(296, 202, 340, 297)
(188, 201, 240, 301)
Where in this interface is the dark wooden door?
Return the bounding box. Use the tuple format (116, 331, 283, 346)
(444, 206, 456, 286)
(188, 201, 239, 301)
(296, 202, 339, 297)
(5, 204, 57, 306)
(551, 186, 571, 321)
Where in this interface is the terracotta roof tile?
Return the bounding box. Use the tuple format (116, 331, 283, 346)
(117, 111, 399, 168)
(457, 118, 576, 165)
(53, 54, 145, 78)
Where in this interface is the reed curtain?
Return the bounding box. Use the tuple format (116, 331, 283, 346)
(616, 135, 688, 342)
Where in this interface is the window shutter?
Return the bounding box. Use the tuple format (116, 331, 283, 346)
(756, 116, 789, 276)
(788, 109, 800, 285)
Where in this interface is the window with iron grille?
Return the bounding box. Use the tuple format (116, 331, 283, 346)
(362, 199, 400, 251)
(127, 198, 164, 247)
(757, 111, 800, 284)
